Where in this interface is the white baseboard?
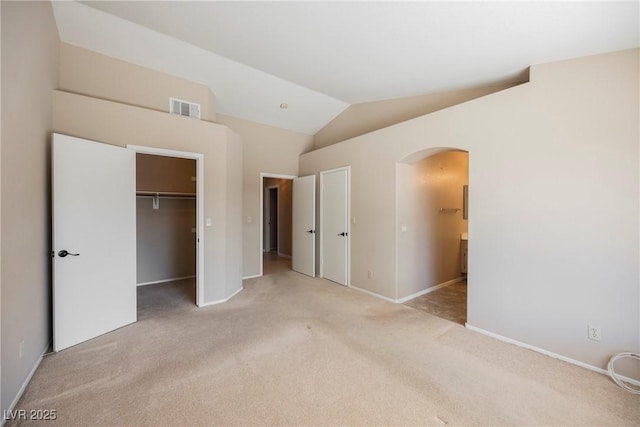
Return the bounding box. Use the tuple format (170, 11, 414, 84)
(277, 252, 292, 259)
(2, 340, 51, 426)
(465, 323, 640, 387)
(350, 277, 465, 305)
(242, 274, 261, 280)
(396, 276, 465, 304)
(198, 286, 243, 307)
(349, 285, 396, 303)
(137, 275, 196, 286)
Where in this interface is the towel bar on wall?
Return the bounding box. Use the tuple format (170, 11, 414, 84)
(439, 208, 461, 214)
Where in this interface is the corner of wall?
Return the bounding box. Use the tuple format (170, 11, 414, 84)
(205, 89, 217, 123)
(225, 128, 244, 297)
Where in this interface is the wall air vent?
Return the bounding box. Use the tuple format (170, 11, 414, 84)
(169, 97, 201, 120)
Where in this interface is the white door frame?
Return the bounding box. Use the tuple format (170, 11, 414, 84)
(127, 145, 205, 307)
(264, 184, 279, 253)
(319, 166, 351, 286)
(259, 173, 296, 277)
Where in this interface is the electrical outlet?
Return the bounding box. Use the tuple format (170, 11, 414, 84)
(19, 341, 24, 359)
(588, 324, 601, 341)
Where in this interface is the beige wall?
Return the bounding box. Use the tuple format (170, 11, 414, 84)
(1, 1, 59, 413)
(264, 178, 293, 257)
(224, 128, 243, 296)
(53, 91, 243, 304)
(59, 43, 216, 122)
(0, 3, 3, 410)
(314, 83, 522, 149)
(136, 155, 196, 285)
(217, 114, 313, 277)
(300, 49, 639, 376)
(397, 151, 468, 299)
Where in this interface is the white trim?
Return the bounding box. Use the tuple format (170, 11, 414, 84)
(349, 285, 396, 303)
(259, 173, 296, 277)
(3, 340, 51, 426)
(396, 277, 465, 304)
(127, 145, 205, 307)
(242, 274, 261, 280)
(319, 166, 351, 286)
(277, 252, 292, 259)
(465, 324, 640, 387)
(199, 287, 244, 307)
(128, 145, 202, 160)
(136, 275, 196, 286)
(351, 277, 465, 305)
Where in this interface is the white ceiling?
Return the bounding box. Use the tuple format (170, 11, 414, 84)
(53, 1, 639, 135)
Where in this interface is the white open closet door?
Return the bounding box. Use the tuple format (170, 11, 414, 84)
(292, 175, 316, 277)
(320, 167, 350, 286)
(52, 133, 136, 352)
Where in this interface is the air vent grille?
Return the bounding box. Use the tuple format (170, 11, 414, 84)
(169, 97, 201, 120)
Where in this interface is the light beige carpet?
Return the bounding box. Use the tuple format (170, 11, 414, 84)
(9, 272, 640, 426)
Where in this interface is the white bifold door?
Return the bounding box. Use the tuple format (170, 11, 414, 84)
(320, 167, 350, 286)
(292, 175, 316, 277)
(52, 133, 137, 352)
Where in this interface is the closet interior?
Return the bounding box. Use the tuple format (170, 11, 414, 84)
(136, 153, 197, 303)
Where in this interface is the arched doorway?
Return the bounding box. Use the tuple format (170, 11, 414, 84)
(396, 148, 469, 325)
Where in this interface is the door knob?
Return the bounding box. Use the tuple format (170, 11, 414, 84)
(58, 250, 80, 258)
(307, 229, 315, 234)
(338, 232, 348, 237)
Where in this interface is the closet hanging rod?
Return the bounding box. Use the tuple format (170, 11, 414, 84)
(136, 191, 196, 198)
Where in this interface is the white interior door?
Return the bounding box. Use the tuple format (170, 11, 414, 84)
(53, 133, 136, 352)
(321, 168, 349, 285)
(292, 175, 316, 277)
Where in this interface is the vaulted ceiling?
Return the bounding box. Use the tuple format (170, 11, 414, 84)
(52, 1, 639, 134)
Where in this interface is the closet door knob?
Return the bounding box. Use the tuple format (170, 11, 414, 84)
(307, 229, 315, 234)
(338, 232, 348, 237)
(58, 250, 80, 258)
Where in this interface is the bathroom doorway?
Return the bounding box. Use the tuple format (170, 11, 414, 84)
(397, 149, 469, 324)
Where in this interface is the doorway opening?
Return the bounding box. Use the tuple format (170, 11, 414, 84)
(397, 149, 469, 325)
(266, 185, 279, 252)
(260, 174, 295, 276)
(128, 145, 205, 307)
